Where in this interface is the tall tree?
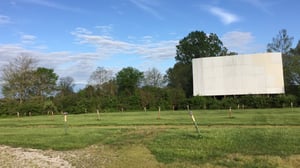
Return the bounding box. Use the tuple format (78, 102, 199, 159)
(143, 68, 165, 88)
(88, 67, 113, 88)
(166, 63, 193, 96)
(267, 29, 293, 55)
(266, 29, 299, 95)
(168, 31, 229, 97)
(290, 40, 300, 56)
(33, 67, 58, 99)
(1, 55, 37, 103)
(288, 41, 300, 87)
(57, 76, 75, 97)
(175, 31, 228, 64)
(116, 67, 143, 96)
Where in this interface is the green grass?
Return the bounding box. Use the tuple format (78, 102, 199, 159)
(0, 108, 299, 167)
(1, 108, 299, 127)
(148, 128, 300, 164)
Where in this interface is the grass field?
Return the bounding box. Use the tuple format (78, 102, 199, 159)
(0, 108, 299, 167)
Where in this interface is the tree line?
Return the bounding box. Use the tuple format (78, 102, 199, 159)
(0, 29, 299, 116)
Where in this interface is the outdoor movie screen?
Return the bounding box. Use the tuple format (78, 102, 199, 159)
(192, 53, 285, 96)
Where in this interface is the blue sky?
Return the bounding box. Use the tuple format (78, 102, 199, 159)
(0, 0, 299, 86)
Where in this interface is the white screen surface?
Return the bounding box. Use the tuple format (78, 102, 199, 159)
(192, 53, 285, 96)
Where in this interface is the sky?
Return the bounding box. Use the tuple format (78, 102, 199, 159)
(0, 0, 299, 88)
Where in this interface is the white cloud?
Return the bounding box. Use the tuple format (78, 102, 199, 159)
(130, 0, 163, 20)
(222, 31, 264, 53)
(72, 27, 92, 35)
(0, 28, 177, 87)
(209, 7, 239, 25)
(20, 34, 37, 44)
(0, 44, 88, 85)
(71, 27, 177, 60)
(21, 0, 85, 13)
(95, 25, 113, 36)
(137, 40, 177, 59)
(0, 15, 12, 24)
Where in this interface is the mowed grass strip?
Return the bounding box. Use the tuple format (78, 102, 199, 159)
(1, 108, 299, 127)
(147, 127, 300, 164)
(0, 127, 129, 150)
(0, 108, 299, 167)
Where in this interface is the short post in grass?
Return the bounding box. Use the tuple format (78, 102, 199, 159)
(157, 106, 161, 120)
(189, 111, 200, 135)
(291, 102, 293, 112)
(17, 112, 20, 118)
(63, 112, 68, 135)
(228, 107, 232, 118)
(51, 111, 54, 120)
(96, 109, 100, 120)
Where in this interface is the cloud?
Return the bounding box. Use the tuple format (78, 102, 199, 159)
(0, 15, 12, 24)
(209, 6, 239, 25)
(95, 25, 113, 36)
(130, 0, 163, 20)
(0, 44, 91, 84)
(20, 0, 84, 13)
(221, 31, 264, 53)
(71, 27, 177, 60)
(20, 34, 37, 44)
(137, 41, 177, 59)
(72, 27, 92, 35)
(0, 27, 177, 86)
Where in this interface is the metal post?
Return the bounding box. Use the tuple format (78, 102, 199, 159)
(189, 111, 200, 135)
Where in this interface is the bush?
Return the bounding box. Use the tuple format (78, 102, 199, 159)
(17, 101, 43, 115)
(0, 99, 18, 116)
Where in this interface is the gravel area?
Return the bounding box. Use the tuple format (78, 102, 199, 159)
(0, 144, 117, 168)
(1, 144, 299, 168)
(0, 145, 73, 168)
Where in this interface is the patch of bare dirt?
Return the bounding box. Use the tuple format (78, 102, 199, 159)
(0, 145, 73, 168)
(1, 145, 299, 168)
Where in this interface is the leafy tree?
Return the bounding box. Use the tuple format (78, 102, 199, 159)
(100, 80, 117, 97)
(290, 40, 300, 56)
(289, 41, 300, 88)
(116, 67, 143, 96)
(33, 67, 58, 99)
(1, 55, 37, 103)
(167, 31, 230, 97)
(175, 31, 228, 64)
(165, 87, 186, 110)
(166, 63, 193, 96)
